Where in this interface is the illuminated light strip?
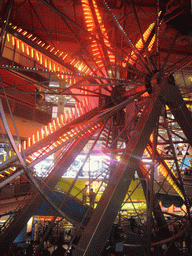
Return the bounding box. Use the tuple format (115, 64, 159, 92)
(26, 46, 30, 55)
(148, 35, 156, 52)
(49, 60, 52, 70)
(52, 120, 57, 131)
(32, 134, 35, 144)
(45, 58, 48, 68)
(37, 131, 40, 142)
(123, 11, 162, 67)
(54, 50, 59, 55)
(16, 39, 20, 49)
(67, 109, 71, 122)
(59, 52, 64, 57)
(23, 141, 26, 150)
(7, 28, 92, 87)
(4, 37, 89, 118)
(45, 126, 48, 136)
(35, 52, 39, 61)
(129, 23, 155, 65)
(70, 108, 74, 120)
(74, 105, 79, 118)
(81, 0, 108, 70)
(53, 63, 56, 72)
(33, 152, 40, 158)
(41, 128, 44, 139)
(75, 104, 79, 117)
(56, 117, 60, 128)
(60, 115, 64, 125)
(31, 48, 34, 58)
(92, 0, 115, 63)
(62, 53, 68, 60)
(59, 137, 66, 143)
(85, 97, 89, 107)
(79, 101, 84, 115)
(50, 47, 55, 52)
(7, 33, 10, 42)
(28, 137, 31, 147)
(12, 37, 15, 45)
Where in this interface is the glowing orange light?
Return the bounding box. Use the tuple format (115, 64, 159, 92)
(31, 48, 34, 58)
(26, 46, 30, 55)
(37, 131, 40, 142)
(32, 134, 35, 144)
(23, 141, 26, 150)
(12, 37, 15, 45)
(28, 137, 31, 147)
(36, 52, 39, 61)
(49, 60, 52, 70)
(16, 39, 20, 49)
(7, 33, 10, 42)
(44, 58, 48, 68)
(62, 53, 68, 60)
(40, 54, 43, 64)
(45, 126, 48, 136)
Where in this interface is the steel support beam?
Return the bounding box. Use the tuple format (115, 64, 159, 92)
(166, 76, 192, 146)
(138, 164, 181, 255)
(73, 79, 173, 256)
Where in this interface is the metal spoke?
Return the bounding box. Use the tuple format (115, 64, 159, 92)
(161, 30, 179, 72)
(101, 0, 151, 74)
(130, 0, 153, 71)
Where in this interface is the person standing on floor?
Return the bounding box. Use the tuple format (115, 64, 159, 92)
(89, 188, 96, 208)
